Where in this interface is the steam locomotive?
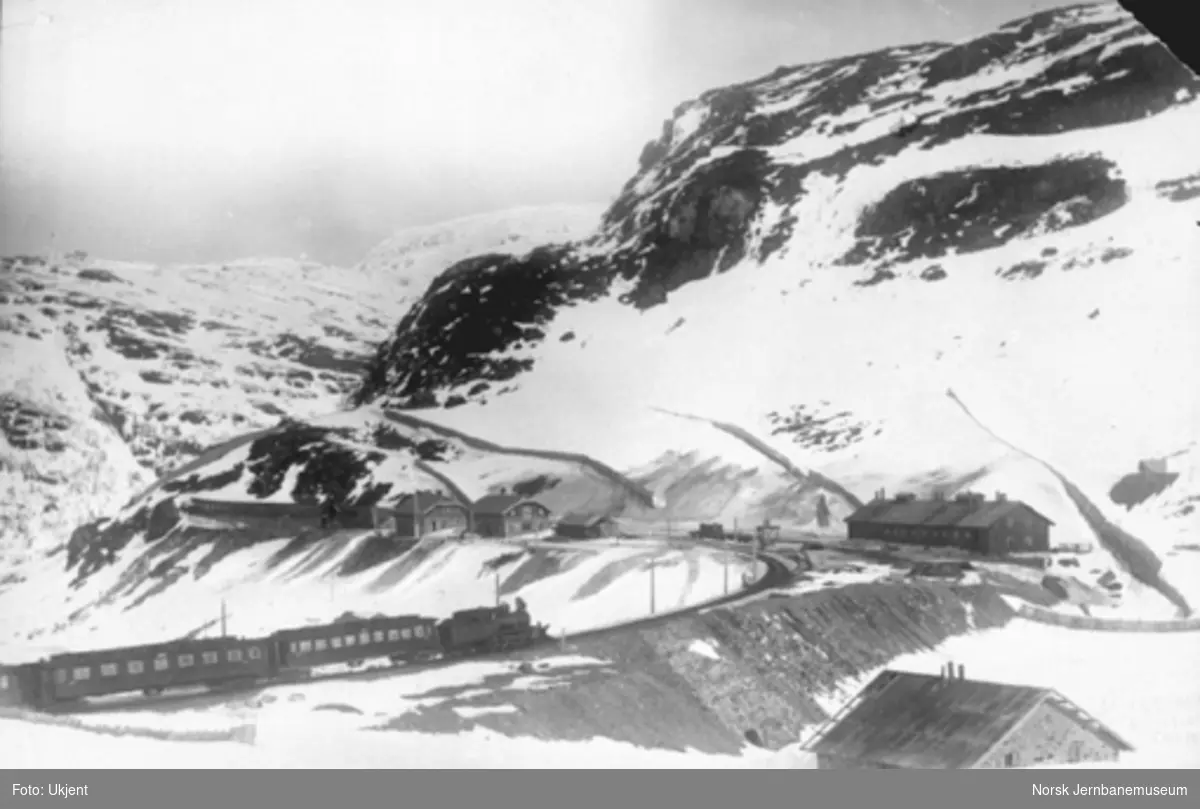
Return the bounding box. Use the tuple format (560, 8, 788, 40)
(0, 600, 548, 712)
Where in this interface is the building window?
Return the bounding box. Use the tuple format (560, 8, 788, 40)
(100, 663, 119, 677)
(178, 654, 195, 668)
(0, 675, 8, 690)
(73, 666, 91, 681)
(373, 631, 385, 643)
(315, 639, 328, 651)
(298, 641, 313, 654)
(359, 631, 371, 645)
(387, 629, 400, 642)
(1004, 752, 1018, 768)
(331, 636, 343, 649)
(227, 650, 243, 662)
(201, 651, 219, 665)
(1068, 741, 1083, 763)
(248, 647, 262, 660)
(153, 656, 170, 671)
(344, 635, 356, 647)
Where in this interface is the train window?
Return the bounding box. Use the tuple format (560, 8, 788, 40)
(299, 641, 313, 654)
(372, 631, 384, 643)
(387, 629, 400, 642)
(344, 635, 356, 647)
(400, 627, 412, 640)
(331, 636, 342, 649)
(201, 651, 219, 665)
(416, 626, 427, 638)
(0, 675, 8, 689)
(227, 649, 243, 662)
(314, 639, 328, 651)
(100, 663, 119, 677)
(358, 631, 371, 645)
(153, 656, 170, 672)
(128, 661, 145, 675)
(72, 667, 91, 681)
(178, 654, 195, 668)
(55, 669, 67, 684)
(248, 647, 262, 660)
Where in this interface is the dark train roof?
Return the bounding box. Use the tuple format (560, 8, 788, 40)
(803, 669, 1131, 768)
(43, 635, 262, 664)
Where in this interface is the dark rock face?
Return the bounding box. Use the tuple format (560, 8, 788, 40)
(839, 156, 1128, 271)
(349, 4, 1191, 412)
(1110, 468, 1180, 510)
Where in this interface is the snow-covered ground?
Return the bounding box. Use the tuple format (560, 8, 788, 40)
(5, 617, 1193, 769)
(0, 653, 779, 768)
(0, 536, 758, 655)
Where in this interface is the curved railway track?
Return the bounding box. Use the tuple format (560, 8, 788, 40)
(29, 548, 793, 719)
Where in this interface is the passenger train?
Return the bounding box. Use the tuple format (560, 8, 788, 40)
(0, 601, 548, 712)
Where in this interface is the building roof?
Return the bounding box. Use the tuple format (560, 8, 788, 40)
(803, 670, 1132, 769)
(845, 496, 1055, 529)
(385, 495, 467, 515)
(473, 494, 545, 516)
(558, 512, 616, 528)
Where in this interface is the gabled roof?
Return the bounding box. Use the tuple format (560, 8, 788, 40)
(803, 670, 1132, 769)
(845, 497, 1055, 529)
(384, 495, 467, 515)
(473, 494, 545, 516)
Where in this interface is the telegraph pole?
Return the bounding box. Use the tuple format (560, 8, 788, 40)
(220, 599, 227, 638)
(413, 490, 422, 540)
(723, 550, 729, 594)
(494, 570, 500, 607)
(649, 557, 657, 615)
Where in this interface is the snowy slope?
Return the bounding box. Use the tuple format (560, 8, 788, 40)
(0, 206, 606, 568)
(346, 2, 1200, 610)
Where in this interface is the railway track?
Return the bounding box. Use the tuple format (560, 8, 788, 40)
(28, 548, 793, 719)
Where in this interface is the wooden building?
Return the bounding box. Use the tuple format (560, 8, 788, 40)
(555, 513, 619, 540)
(472, 494, 552, 539)
(844, 491, 1054, 556)
(803, 666, 1132, 769)
(372, 494, 470, 538)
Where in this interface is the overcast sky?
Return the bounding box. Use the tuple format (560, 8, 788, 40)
(1, 0, 1090, 265)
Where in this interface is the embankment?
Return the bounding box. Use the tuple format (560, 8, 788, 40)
(380, 581, 1015, 753)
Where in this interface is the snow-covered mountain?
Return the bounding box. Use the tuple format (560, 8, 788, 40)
(0, 207, 604, 576)
(3, 2, 1198, 631)
(343, 2, 1199, 604)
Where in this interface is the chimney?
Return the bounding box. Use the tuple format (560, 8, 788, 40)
(957, 663, 965, 680)
(996, 491, 1007, 502)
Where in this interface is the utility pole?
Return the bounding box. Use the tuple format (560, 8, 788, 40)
(649, 558, 657, 615)
(413, 490, 422, 540)
(723, 550, 729, 594)
(220, 599, 227, 638)
(494, 570, 500, 607)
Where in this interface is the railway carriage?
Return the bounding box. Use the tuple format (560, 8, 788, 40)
(271, 614, 442, 673)
(41, 636, 274, 703)
(0, 663, 45, 709)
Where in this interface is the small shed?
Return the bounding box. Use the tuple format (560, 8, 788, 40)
(472, 494, 552, 539)
(555, 513, 619, 540)
(803, 666, 1132, 769)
